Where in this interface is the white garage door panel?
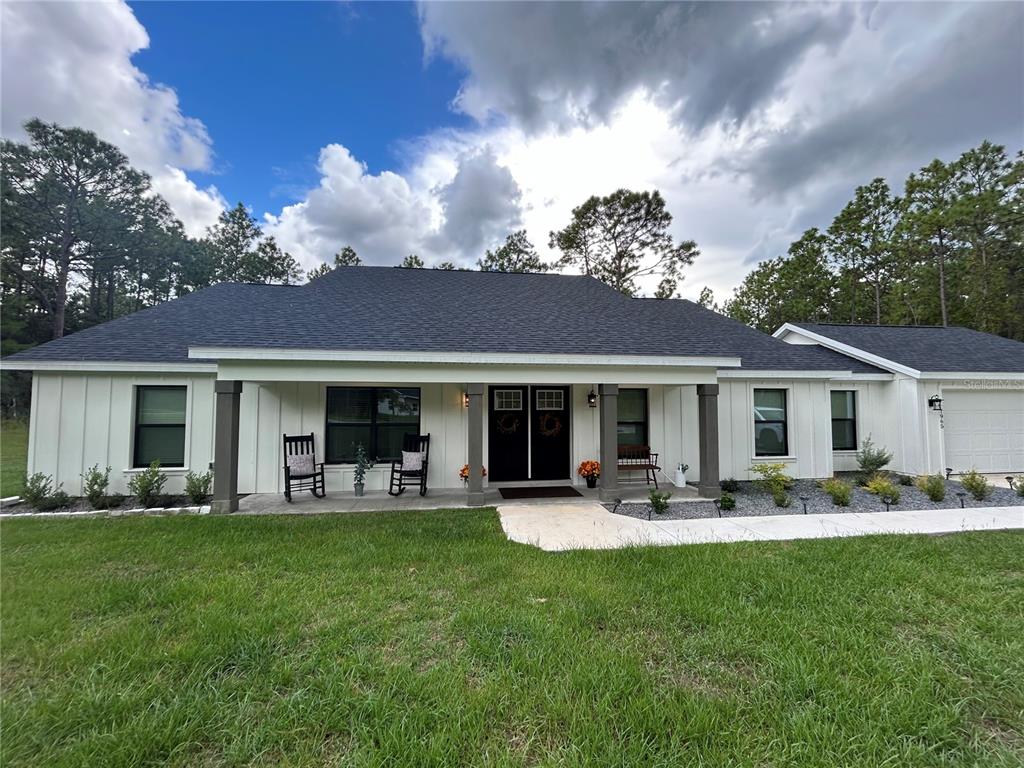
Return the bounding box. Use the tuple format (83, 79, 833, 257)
(943, 390, 1024, 473)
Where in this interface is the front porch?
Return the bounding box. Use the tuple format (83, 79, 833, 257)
(204, 360, 727, 513)
(235, 481, 701, 515)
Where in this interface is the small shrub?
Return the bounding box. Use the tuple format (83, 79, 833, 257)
(649, 489, 672, 515)
(856, 437, 893, 478)
(771, 488, 791, 508)
(22, 473, 53, 507)
(898, 474, 914, 486)
(819, 477, 852, 506)
(36, 490, 71, 511)
(865, 474, 901, 505)
(959, 469, 991, 501)
(184, 470, 213, 505)
(81, 464, 111, 509)
(1016, 477, 1024, 498)
(127, 461, 168, 508)
(749, 463, 793, 496)
(914, 474, 946, 502)
(720, 478, 741, 493)
(719, 492, 736, 511)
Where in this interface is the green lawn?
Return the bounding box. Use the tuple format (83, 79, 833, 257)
(2, 512, 1022, 767)
(1, 419, 28, 497)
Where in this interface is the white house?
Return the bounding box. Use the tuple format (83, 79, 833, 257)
(4, 267, 1023, 511)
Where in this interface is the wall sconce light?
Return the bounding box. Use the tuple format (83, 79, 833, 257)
(462, 391, 470, 408)
(927, 394, 943, 411)
(587, 388, 597, 408)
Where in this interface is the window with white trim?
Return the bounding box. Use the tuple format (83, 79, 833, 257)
(754, 388, 788, 457)
(134, 386, 187, 467)
(830, 391, 857, 450)
(535, 389, 564, 410)
(494, 390, 522, 410)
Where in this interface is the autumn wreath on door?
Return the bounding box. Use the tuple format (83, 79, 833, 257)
(537, 412, 563, 437)
(495, 414, 520, 434)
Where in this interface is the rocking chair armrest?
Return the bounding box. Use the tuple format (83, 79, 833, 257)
(649, 452, 660, 466)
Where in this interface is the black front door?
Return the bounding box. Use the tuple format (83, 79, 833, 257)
(488, 386, 528, 481)
(530, 386, 571, 480)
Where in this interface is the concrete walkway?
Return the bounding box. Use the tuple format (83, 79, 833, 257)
(498, 503, 1024, 552)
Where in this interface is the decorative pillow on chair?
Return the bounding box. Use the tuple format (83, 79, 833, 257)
(401, 451, 424, 472)
(287, 453, 315, 476)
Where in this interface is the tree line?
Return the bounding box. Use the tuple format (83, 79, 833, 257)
(716, 141, 1023, 339)
(2, 120, 1020, 414)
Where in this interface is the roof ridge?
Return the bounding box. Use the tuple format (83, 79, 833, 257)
(800, 322, 953, 329)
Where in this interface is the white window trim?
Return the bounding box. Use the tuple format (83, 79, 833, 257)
(828, 388, 859, 452)
(535, 389, 564, 411)
(128, 382, 193, 471)
(750, 384, 794, 460)
(494, 389, 523, 411)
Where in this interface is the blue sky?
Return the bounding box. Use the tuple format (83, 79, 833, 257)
(129, 1, 470, 214)
(2, 1, 1021, 297)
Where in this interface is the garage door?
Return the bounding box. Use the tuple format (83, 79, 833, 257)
(943, 390, 1024, 473)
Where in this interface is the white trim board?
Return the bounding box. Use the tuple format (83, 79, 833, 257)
(717, 369, 891, 380)
(1, 360, 217, 374)
(188, 346, 742, 369)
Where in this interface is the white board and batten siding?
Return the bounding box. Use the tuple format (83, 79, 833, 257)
(28, 373, 862, 498)
(717, 379, 833, 481)
(28, 372, 217, 496)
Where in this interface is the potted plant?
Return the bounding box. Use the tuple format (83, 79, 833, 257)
(675, 463, 689, 486)
(353, 443, 374, 497)
(577, 460, 601, 489)
(459, 464, 487, 485)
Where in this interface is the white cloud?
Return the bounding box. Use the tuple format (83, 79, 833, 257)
(264, 142, 525, 272)
(150, 167, 228, 237)
(0, 0, 225, 234)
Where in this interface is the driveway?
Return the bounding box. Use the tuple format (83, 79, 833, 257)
(498, 502, 1024, 552)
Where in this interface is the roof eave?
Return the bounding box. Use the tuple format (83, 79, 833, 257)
(773, 323, 922, 378)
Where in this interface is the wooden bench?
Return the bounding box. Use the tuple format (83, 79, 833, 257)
(617, 445, 661, 488)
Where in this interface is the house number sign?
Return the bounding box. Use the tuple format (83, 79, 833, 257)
(956, 380, 1021, 389)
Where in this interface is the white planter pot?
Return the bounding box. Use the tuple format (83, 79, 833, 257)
(674, 469, 687, 487)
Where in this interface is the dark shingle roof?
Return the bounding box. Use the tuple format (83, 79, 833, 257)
(4, 268, 878, 372)
(791, 323, 1024, 373)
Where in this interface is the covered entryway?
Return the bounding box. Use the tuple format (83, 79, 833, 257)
(943, 389, 1024, 473)
(488, 385, 571, 482)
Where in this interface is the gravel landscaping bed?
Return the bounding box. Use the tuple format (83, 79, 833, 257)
(608, 477, 1022, 521)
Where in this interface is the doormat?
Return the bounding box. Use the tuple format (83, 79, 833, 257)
(498, 486, 583, 500)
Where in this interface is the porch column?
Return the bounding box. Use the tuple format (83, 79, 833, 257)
(697, 383, 720, 498)
(598, 384, 619, 501)
(212, 380, 242, 513)
(466, 383, 485, 507)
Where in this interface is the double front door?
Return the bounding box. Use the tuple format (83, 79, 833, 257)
(487, 385, 571, 482)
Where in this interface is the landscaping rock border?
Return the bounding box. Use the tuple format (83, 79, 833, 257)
(0, 504, 212, 519)
(608, 478, 1022, 521)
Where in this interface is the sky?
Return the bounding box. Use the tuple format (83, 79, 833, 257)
(2, 1, 1022, 301)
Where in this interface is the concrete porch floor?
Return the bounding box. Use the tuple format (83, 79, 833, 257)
(235, 481, 698, 515)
